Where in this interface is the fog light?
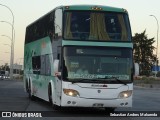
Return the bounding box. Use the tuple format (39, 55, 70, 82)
(67, 101, 71, 104)
(120, 103, 124, 106)
(125, 102, 128, 105)
(72, 101, 76, 105)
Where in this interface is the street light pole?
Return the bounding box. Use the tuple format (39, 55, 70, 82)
(0, 4, 14, 79)
(2, 35, 12, 78)
(150, 15, 159, 77)
(0, 21, 15, 42)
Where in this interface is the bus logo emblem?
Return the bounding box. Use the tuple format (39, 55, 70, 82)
(97, 90, 101, 93)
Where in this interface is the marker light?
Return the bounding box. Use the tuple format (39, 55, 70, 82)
(63, 89, 80, 97)
(123, 8, 128, 13)
(118, 90, 132, 99)
(91, 6, 102, 10)
(65, 6, 70, 9)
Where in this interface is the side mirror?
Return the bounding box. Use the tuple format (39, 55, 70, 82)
(53, 59, 61, 78)
(134, 63, 139, 76)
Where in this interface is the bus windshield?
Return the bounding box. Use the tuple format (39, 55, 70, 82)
(63, 46, 133, 83)
(64, 11, 131, 41)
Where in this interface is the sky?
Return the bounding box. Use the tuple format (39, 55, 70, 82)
(0, 0, 160, 66)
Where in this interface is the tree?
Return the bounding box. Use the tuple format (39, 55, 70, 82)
(0, 63, 10, 71)
(133, 30, 157, 76)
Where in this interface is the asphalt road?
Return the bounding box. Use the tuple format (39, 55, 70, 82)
(0, 79, 160, 120)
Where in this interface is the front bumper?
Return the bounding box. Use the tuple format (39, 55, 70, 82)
(61, 95, 132, 108)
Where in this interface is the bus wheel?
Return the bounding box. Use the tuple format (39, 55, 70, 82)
(48, 84, 60, 110)
(28, 81, 36, 101)
(105, 107, 115, 114)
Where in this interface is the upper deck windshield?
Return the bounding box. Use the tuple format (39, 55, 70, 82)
(64, 11, 131, 41)
(62, 46, 133, 83)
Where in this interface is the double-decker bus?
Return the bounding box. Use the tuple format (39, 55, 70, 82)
(24, 5, 136, 112)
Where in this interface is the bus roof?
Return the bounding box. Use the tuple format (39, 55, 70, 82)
(26, 5, 127, 28)
(61, 5, 126, 13)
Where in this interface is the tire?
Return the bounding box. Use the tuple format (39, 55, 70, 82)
(48, 84, 60, 110)
(105, 107, 116, 114)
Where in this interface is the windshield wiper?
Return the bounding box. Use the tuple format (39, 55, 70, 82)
(69, 77, 127, 85)
(70, 79, 100, 84)
(97, 76, 127, 85)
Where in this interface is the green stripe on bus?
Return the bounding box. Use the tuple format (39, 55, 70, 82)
(62, 40, 133, 48)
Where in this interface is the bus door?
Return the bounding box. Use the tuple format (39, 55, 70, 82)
(54, 46, 62, 104)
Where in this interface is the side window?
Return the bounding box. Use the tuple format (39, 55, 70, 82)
(32, 56, 41, 74)
(45, 55, 51, 75)
(25, 11, 55, 44)
(40, 55, 46, 75)
(48, 12, 55, 39)
(55, 9, 62, 39)
(57, 46, 62, 71)
(32, 55, 51, 76)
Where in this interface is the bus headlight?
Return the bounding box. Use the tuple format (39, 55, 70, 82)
(118, 90, 132, 99)
(63, 89, 80, 97)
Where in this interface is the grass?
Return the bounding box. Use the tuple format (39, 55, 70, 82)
(134, 76, 160, 88)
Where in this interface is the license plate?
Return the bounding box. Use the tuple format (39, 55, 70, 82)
(93, 103, 104, 107)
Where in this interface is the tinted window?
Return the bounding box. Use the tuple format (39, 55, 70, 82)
(64, 11, 131, 41)
(32, 55, 51, 75)
(32, 56, 41, 74)
(25, 11, 55, 44)
(63, 46, 133, 82)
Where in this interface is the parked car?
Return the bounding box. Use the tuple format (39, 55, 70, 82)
(0, 70, 5, 79)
